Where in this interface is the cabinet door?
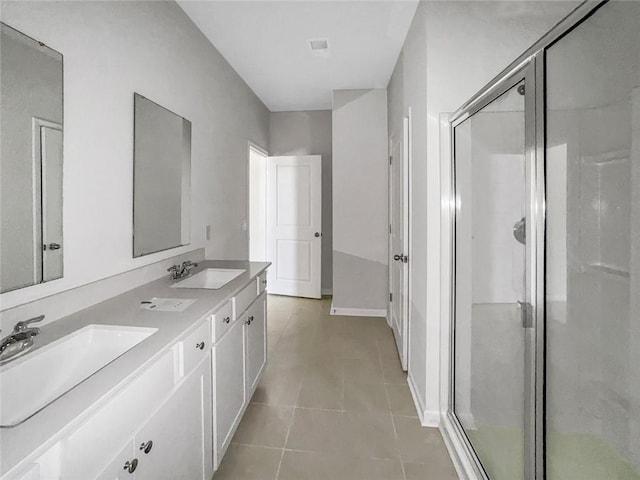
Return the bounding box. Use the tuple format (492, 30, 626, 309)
(95, 443, 136, 480)
(213, 318, 245, 467)
(134, 356, 212, 480)
(245, 292, 267, 398)
(61, 350, 175, 479)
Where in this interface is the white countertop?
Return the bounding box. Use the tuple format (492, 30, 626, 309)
(0, 260, 269, 477)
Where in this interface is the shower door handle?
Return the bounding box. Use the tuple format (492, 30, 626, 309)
(517, 301, 533, 329)
(513, 217, 526, 245)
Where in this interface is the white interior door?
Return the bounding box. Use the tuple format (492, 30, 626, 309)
(389, 117, 410, 370)
(267, 155, 322, 299)
(41, 125, 63, 282)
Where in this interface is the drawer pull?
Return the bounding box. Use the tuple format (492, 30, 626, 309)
(123, 459, 138, 473)
(196, 341, 205, 350)
(223, 316, 231, 324)
(140, 440, 153, 454)
(246, 315, 254, 326)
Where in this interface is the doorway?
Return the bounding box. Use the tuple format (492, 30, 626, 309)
(249, 144, 268, 262)
(249, 146, 323, 299)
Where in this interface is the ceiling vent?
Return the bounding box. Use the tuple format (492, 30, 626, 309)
(309, 38, 329, 57)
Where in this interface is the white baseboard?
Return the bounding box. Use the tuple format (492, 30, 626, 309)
(321, 288, 333, 296)
(422, 410, 441, 427)
(407, 371, 439, 427)
(329, 303, 387, 317)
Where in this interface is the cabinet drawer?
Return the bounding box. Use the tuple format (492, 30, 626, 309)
(181, 320, 210, 377)
(257, 271, 267, 294)
(211, 301, 234, 344)
(233, 280, 258, 318)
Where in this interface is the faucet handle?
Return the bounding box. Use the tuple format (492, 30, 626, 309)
(14, 315, 45, 332)
(182, 260, 197, 268)
(167, 264, 179, 272)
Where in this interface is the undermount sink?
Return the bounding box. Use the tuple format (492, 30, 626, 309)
(171, 268, 245, 290)
(0, 324, 157, 427)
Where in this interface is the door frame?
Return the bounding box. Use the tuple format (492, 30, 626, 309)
(438, 2, 609, 480)
(448, 62, 537, 480)
(32, 117, 63, 285)
(247, 142, 269, 262)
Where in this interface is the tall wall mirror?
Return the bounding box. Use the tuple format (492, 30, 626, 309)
(0, 23, 64, 293)
(133, 93, 191, 257)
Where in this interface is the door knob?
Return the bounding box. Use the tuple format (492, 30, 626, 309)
(123, 459, 138, 473)
(314, 232, 321, 237)
(140, 440, 153, 454)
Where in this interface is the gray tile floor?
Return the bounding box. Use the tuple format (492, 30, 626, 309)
(213, 295, 458, 480)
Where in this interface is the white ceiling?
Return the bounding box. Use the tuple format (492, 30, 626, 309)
(177, 1, 419, 112)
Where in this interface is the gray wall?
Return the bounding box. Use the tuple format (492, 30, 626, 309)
(269, 111, 333, 293)
(0, 0, 269, 309)
(387, 5, 429, 415)
(332, 89, 388, 311)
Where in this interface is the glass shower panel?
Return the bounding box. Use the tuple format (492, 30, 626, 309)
(545, 2, 640, 479)
(454, 82, 526, 480)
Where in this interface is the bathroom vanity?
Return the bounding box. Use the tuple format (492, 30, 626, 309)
(0, 260, 269, 480)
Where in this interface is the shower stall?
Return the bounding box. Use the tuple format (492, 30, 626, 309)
(444, 1, 640, 479)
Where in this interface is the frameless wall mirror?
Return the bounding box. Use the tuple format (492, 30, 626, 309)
(0, 23, 63, 293)
(133, 93, 191, 257)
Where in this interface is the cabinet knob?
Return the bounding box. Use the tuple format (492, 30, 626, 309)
(196, 341, 205, 350)
(223, 316, 231, 324)
(246, 316, 254, 325)
(262, 279, 267, 284)
(140, 440, 153, 454)
(123, 459, 138, 473)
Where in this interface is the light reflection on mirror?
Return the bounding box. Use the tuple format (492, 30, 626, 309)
(133, 93, 191, 257)
(0, 23, 63, 293)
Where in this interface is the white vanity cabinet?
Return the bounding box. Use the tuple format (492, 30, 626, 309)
(94, 357, 212, 480)
(212, 284, 267, 470)
(59, 320, 213, 480)
(3, 265, 269, 480)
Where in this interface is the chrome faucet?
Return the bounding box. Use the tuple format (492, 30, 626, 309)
(167, 260, 198, 280)
(0, 315, 44, 365)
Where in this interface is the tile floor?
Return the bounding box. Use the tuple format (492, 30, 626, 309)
(213, 295, 458, 480)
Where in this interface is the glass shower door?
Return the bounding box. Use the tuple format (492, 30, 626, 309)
(545, 2, 640, 479)
(453, 74, 533, 480)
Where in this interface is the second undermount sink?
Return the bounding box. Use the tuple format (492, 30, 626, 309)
(0, 324, 157, 427)
(171, 268, 245, 290)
